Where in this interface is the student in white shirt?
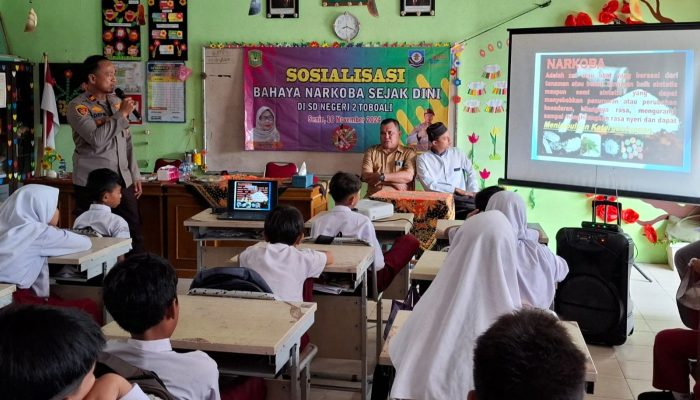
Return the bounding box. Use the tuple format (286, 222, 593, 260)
(240, 205, 334, 302)
(310, 172, 419, 292)
(389, 211, 521, 400)
(416, 122, 479, 219)
(485, 191, 569, 309)
(0, 184, 91, 298)
(0, 304, 151, 400)
(103, 254, 222, 400)
(73, 168, 130, 240)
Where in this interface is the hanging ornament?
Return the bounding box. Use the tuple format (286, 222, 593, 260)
(24, 7, 37, 32)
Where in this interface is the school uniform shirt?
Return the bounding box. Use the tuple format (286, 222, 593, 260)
(104, 338, 221, 400)
(121, 384, 150, 400)
(0, 185, 92, 297)
(73, 204, 131, 238)
(485, 191, 569, 309)
(310, 205, 385, 270)
(389, 211, 521, 400)
(239, 242, 326, 302)
(361, 144, 417, 197)
(416, 147, 479, 194)
(67, 91, 140, 188)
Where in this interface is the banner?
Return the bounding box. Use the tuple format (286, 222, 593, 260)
(243, 46, 451, 152)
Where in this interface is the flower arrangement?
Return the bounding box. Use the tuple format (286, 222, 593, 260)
(42, 147, 63, 171)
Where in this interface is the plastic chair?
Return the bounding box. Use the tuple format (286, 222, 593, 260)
(264, 162, 297, 178)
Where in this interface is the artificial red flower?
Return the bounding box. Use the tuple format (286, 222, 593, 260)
(603, 0, 619, 13)
(595, 195, 606, 201)
(565, 14, 577, 26)
(621, 208, 639, 224)
(452, 95, 462, 104)
(468, 133, 479, 144)
(643, 224, 658, 244)
(479, 168, 491, 180)
(575, 12, 593, 26)
(599, 11, 616, 24)
(309, 41, 320, 48)
(596, 204, 618, 223)
(621, 1, 630, 13)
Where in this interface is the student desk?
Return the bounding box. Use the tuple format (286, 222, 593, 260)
(0, 284, 16, 308)
(103, 295, 317, 400)
(48, 237, 133, 281)
(231, 243, 375, 400)
(410, 250, 447, 282)
(378, 313, 598, 394)
(435, 219, 550, 245)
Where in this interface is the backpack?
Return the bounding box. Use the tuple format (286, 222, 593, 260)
(189, 266, 273, 293)
(95, 352, 175, 400)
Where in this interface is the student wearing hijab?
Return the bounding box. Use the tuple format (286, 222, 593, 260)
(485, 190, 568, 309)
(0, 185, 92, 302)
(389, 211, 522, 400)
(251, 106, 281, 148)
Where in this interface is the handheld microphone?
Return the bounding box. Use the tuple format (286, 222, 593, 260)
(114, 88, 141, 120)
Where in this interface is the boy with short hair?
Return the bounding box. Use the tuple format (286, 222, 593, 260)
(469, 309, 586, 400)
(311, 172, 419, 292)
(73, 168, 130, 239)
(102, 253, 221, 400)
(240, 205, 333, 302)
(0, 304, 150, 400)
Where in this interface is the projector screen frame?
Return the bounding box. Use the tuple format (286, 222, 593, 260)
(500, 23, 700, 205)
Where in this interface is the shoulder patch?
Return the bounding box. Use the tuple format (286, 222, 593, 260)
(87, 94, 97, 102)
(75, 104, 89, 116)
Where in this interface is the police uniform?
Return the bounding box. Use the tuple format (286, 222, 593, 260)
(67, 91, 144, 253)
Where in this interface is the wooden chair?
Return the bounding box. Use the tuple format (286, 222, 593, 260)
(264, 162, 297, 178)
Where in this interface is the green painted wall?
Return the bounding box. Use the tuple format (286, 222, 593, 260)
(2, 0, 699, 262)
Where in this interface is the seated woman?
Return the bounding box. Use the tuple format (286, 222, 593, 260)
(485, 190, 569, 309)
(389, 211, 522, 399)
(0, 184, 98, 321)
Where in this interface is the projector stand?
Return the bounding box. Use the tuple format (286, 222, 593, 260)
(633, 263, 653, 283)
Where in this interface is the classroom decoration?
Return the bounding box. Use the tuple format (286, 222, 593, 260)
(102, 0, 141, 60)
(0, 62, 35, 185)
(243, 46, 451, 152)
(39, 63, 83, 124)
(400, 0, 435, 17)
(488, 126, 501, 160)
(267, 0, 298, 18)
(114, 61, 145, 124)
(643, 224, 658, 244)
(41, 147, 62, 172)
(479, 168, 490, 190)
(467, 132, 479, 170)
(322, 0, 368, 6)
(146, 62, 185, 122)
(24, 7, 37, 32)
(148, 0, 188, 60)
(464, 100, 480, 113)
(248, 0, 262, 15)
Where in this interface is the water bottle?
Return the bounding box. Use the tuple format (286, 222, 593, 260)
(58, 159, 67, 178)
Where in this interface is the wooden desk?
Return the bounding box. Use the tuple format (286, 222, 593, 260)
(0, 284, 16, 308)
(48, 237, 133, 281)
(436, 219, 549, 245)
(411, 250, 447, 282)
(103, 295, 316, 400)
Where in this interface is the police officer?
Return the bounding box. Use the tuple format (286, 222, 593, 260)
(67, 55, 143, 254)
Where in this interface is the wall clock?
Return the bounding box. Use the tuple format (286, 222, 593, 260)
(333, 12, 360, 41)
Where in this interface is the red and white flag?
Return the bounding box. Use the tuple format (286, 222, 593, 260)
(41, 56, 59, 149)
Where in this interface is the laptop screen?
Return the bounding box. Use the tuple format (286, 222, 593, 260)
(228, 180, 277, 212)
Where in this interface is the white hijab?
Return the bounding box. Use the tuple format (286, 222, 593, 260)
(0, 184, 58, 259)
(486, 191, 569, 309)
(252, 106, 280, 143)
(389, 211, 521, 400)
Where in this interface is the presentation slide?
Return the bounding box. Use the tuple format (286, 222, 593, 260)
(505, 25, 700, 203)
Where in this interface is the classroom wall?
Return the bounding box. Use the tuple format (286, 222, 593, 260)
(2, 0, 699, 262)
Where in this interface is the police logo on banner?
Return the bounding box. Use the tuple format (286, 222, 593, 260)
(248, 50, 263, 68)
(408, 50, 425, 68)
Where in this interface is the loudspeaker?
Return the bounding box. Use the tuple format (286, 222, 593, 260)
(555, 227, 634, 346)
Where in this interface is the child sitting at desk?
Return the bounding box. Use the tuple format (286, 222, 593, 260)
(0, 304, 152, 400)
(310, 172, 419, 292)
(240, 205, 333, 302)
(102, 254, 222, 400)
(0, 185, 97, 317)
(74, 168, 131, 240)
(485, 191, 568, 309)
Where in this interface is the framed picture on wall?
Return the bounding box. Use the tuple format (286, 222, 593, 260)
(267, 0, 299, 18)
(400, 0, 434, 16)
(322, 0, 368, 5)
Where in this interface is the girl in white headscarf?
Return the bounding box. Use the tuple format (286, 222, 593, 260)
(485, 190, 569, 309)
(252, 106, 281, 145)
(0, 184, 91, 297)
(389, 211, 521, 400)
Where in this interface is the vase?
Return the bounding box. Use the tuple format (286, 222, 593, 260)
(44, 169, 58, 178)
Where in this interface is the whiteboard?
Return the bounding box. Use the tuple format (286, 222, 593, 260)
(202, 47, 363, 175)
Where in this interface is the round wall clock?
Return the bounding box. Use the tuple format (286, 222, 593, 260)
(333, 12, 360, 42)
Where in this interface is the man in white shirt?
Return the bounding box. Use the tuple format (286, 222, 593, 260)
(417, 122, 479, 219)
(73, 168, 131, 239)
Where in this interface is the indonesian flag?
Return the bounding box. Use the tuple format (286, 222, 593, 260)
(41, 56, 59, 149)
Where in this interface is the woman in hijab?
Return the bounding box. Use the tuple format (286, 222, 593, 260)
(252, 106, 281, 147)
(0, 185, 91, 298)
(389, 211, 522, 400)
(485, 190, 569, 309)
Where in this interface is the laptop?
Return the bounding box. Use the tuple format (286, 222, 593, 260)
(216, 179, 278, 221)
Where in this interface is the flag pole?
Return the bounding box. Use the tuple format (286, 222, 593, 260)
(37, 53, 48, 177)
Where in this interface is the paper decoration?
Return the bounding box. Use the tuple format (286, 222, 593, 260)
(148, 0, 188, 60)
(39, 63, 83, 124)
(484, 99, 504, 113)
(466, 81, 485, 96)
(102, 0, 141, 60)
(464, 100, 480, 113)
(146, 62, 185, 122)
(492, 81, 508, 95)
(114, 62, 145, 125)
(481, 64, 501, 79)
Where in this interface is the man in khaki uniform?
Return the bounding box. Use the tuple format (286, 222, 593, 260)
(361, 118, 417, 197)
(67, 55, 144, 254)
